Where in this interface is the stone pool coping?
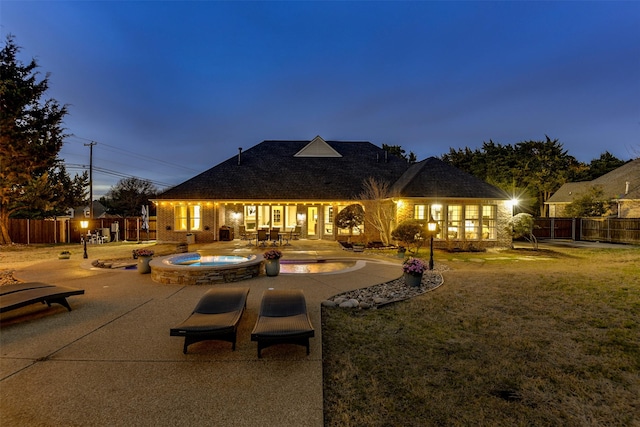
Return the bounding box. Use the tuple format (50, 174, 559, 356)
(150, 252, 264, 285)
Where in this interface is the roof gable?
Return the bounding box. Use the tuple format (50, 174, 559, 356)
(294, 136, 342, 158)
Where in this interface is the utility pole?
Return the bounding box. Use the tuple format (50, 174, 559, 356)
(84, 142, 97, 219)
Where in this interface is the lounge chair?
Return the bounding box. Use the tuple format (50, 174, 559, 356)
(0, 282, 85, 314)
(251, 289, 315, 358)
(170, 287, 250, 353)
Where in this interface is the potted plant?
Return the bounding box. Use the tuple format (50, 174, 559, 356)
(263, 249, 282, 277)
(58, 250, 71, 260)
(133, 249, 154, 274)
(402, 257, 426, 287)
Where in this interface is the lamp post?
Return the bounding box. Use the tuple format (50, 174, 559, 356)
(81, 220, 89, 259)
(427, 219, 437, 270)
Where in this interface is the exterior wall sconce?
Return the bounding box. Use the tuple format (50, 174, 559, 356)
(166, 225, 172, 230)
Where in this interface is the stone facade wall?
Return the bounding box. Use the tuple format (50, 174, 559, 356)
(150, 256, 263, 285)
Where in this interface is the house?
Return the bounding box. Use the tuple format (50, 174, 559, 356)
(546, 158, 640, 218)
(153, 136, 512, 248)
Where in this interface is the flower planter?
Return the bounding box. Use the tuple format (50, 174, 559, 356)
(264, 259, 280, 276)
(404, 272, 423, 287)
(138, 256, 152, 274)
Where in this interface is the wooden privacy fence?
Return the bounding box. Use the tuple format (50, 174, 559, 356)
(534, 218, 640, 245)
(7, 217, 156, 244)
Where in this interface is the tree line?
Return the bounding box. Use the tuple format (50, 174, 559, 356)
(1, 34, 633, 244)
(441, 138, 627, 216)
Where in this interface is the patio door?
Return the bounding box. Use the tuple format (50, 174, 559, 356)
(307, 207, 318, 237)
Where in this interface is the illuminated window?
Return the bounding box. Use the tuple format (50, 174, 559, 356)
(244, 205, 256, 230)
(414, 204, 427, 220)
(482, 205, 497, 239)
(447, 205, 461, 239)
(272, 205, 283, 228)
(174, 205, 188, 231)
(324, 206, 334, 235)
(174, 205, 201, 231)
(190, 205, 201, 231)
(465, 205, 479, 239)
(431, 204, 443, 239)
(286, 206, 297, 230)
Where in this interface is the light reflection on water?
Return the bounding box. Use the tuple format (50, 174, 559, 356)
(280, 261, 356, 274)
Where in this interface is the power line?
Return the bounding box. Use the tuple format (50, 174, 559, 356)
(65, 135, 200, 173)
(66, 163, 175, 188)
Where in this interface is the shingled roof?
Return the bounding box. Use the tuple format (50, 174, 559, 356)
(156, 138, 508, 202)
(157, 139, 409, 201)
(391, 157, 508, 199)
(547, 158, 640, 203)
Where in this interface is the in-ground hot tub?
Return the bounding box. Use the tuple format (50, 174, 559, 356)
(150, 253, 263, 285)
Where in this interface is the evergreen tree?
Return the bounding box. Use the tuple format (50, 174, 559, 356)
(1, 35, 83, 244)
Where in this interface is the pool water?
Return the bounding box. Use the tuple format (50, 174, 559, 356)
(280, 260, 358, 274)
(180, 255, 249, 266)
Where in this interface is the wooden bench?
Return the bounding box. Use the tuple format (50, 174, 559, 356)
(0, 282, 85, 314)
(170, 287, 250, 353)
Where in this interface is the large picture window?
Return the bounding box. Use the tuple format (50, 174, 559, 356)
(447, 205, 462, 239)
(174, 205, 202, 231)
(482, 205, 497, 239)
(465, 205, 480, 239)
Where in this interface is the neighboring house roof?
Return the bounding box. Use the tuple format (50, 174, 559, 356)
(546, 182, 592, 204)
(547, 158, 640, 204)
(391, 157, 508, 199)
(156, 138, 507, 201)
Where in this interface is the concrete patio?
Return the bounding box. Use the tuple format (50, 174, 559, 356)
(0, 240, 402, 426)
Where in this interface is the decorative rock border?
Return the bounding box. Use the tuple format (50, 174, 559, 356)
(321, 265, 447, 309)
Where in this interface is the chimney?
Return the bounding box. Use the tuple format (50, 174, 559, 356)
(385, 150, 388, 163)
(626, 181, 630, 194)
(238, 147, 242, 165)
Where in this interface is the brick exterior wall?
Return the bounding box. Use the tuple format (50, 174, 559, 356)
(154, 198, 513, 248)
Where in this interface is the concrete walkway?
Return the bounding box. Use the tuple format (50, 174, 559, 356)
(0, 240, 402, 426)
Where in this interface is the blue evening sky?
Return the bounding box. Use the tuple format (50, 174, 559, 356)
(2, 1, 639, 197)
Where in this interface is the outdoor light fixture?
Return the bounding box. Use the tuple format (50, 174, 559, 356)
(508, 198, 519, 216)
(427, 218, 437, 270)
(80, 220, 89, 259)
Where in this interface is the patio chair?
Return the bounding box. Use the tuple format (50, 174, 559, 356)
(292, 226, 301, 240)
(239, 225, 248, 240)
(170, 287, 250, 353)
(269, 229, 280, 246)
(250, 289, 315, 358)
(257, 229, 268, 247)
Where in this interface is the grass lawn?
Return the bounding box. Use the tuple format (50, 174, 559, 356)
(322, 246, 640, 426)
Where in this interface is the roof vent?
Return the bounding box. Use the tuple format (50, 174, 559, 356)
(238, 147, 242, 165)
(626, 181, 630, 194)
